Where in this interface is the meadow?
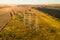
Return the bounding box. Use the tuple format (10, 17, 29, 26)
(0, 5, 60, 40)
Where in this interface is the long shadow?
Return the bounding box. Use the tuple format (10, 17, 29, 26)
(33, 7, 60, 19)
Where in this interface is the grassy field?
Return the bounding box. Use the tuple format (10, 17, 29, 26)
(0, 5, 60, 40)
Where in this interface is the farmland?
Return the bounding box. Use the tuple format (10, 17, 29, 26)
(0, 5, 60, 40)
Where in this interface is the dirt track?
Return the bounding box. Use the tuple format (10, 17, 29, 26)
(0, 6, 30, 31)
(0, 13, 11, 31)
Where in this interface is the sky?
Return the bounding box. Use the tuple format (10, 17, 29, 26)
(0, 0, 60, 4)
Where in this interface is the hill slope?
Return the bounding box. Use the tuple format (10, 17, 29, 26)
(0, 7, 60, 40)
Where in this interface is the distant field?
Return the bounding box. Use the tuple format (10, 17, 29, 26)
(0, 5, 60, 40)
(34, 7, 60, 18)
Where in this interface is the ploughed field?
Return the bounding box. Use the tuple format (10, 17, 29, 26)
(0, 5, 60, 40)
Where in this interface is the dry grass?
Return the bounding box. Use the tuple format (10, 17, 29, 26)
(0, 7, 60, 40)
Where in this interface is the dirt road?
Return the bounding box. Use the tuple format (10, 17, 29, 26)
(0, 6, 31, 31)
(0, 12, 12, 31)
